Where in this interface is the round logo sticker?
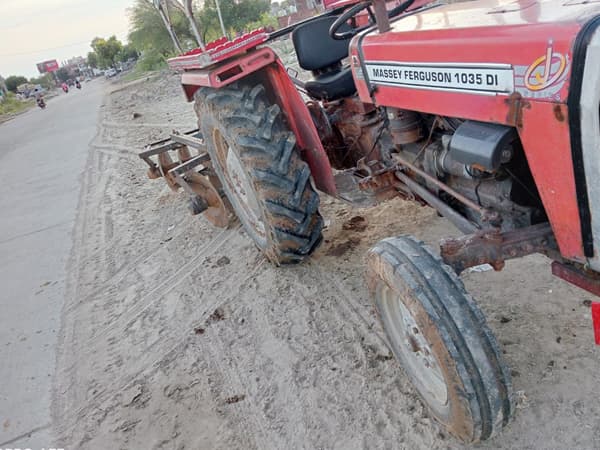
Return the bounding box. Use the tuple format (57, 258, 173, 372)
(524, 41, 567, 91)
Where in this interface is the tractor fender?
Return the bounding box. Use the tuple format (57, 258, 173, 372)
(258, 59, 337, 195)
(180, 48, 337, 196)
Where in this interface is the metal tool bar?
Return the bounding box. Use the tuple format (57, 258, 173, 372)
(139, 141, 184, 160)
(169, 153, 211, 175)
(142, 128, 200, 150)
(170, 133, 206, 151)
(395, 171, 478, 234)
(392, 153, 486, 215)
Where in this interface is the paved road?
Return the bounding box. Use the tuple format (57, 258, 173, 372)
(0, 81, 105, 448)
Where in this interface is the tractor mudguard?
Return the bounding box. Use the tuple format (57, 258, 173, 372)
(177, 48, 337, 196)
(259, 59, 337, 196)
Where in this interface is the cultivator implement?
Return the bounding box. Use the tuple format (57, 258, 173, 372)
(138, 130, 231, 227)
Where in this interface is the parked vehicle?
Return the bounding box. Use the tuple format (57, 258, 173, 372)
(104, 68, 118, 78)
(139, 0, 600, 443)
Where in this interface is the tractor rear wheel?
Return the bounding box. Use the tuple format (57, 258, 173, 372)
(194, 82, 323, 264)
(366, 236, 513, 443)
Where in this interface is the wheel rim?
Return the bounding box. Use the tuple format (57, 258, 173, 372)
(377, 282, 449, 410)
(213, 129, 266, 244)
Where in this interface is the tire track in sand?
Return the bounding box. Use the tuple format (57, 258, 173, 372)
(58, 250, 265, 436)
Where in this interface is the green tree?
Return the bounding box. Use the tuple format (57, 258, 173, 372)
(29, 73, 55, 90)
(117, 44, 139, 62)
(128, 0, 271, 55)
(91, 35, 123, 68)
(128, 0, 193, 55)
(137, 49, 167, 71)
(246, 12, 278, 31)
(5, 75, 28, 93)
(87, 51, 99, 68)
(56, 67, 70, 83)
(197, 0, 270, 42)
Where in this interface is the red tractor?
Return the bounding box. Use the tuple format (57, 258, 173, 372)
(139, 0, 600, 442)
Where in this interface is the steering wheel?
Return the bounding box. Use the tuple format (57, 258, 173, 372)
(329, 1, 373, 40)
(329, 0, 416, 41)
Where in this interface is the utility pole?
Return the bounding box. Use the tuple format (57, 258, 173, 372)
(214, 0, 227, 38)
(184, 0, 206, 51)
(154, 0, 184, 53)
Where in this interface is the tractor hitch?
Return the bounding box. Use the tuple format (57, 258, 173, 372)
(138, 130, 231, 228)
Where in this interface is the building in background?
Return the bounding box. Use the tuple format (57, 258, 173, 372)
(273, 0, 322, 28)
(36, 59, 59, 75)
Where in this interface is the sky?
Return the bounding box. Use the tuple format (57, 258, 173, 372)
(0, 0, 134, 79)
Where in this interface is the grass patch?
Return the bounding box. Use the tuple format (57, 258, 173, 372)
(0, 92, 34, 117)
(120, 66, 154, 83)
(120, 50, 168, 83)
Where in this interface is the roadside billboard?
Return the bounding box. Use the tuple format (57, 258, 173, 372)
(36, 60, 59, 74)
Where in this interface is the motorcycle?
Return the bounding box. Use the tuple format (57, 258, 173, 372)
(36, 97, 46, 109)
(75, 80, 81, 89)
(62, 84, 69, 93)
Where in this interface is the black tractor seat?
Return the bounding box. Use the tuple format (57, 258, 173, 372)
(292, 16, 356, 101)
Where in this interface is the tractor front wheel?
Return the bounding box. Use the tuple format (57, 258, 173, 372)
(366, 236, 513, 443)
(194, 82, 323, 264)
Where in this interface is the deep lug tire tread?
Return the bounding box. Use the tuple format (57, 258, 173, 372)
(367, 235, 513, 443)
(195, 83, 323, 264)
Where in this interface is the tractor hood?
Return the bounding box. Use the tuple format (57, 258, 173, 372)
(350, 0, 600, 112)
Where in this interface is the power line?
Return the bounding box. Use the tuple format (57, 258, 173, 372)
(0, 30, 129, 57)
(0, 40, 92, 57)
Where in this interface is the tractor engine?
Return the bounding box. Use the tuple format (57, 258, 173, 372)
(307, 97, 387, 170)
(315, 101, 545, 231)
(385, 108, 545, 231)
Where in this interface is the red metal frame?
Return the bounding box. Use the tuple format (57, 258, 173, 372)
(552, 261, 600, 297)
(180, 47, 276, 100)
(518, 101, 583, 261)
(261, 60, 337, 195)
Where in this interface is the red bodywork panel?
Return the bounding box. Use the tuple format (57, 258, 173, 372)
(179, 47, 276, 100)
(351, 0, 600, 262)
(262, 61, 338, 195)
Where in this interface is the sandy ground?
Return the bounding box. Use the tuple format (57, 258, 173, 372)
(53, 58, 600, 449)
